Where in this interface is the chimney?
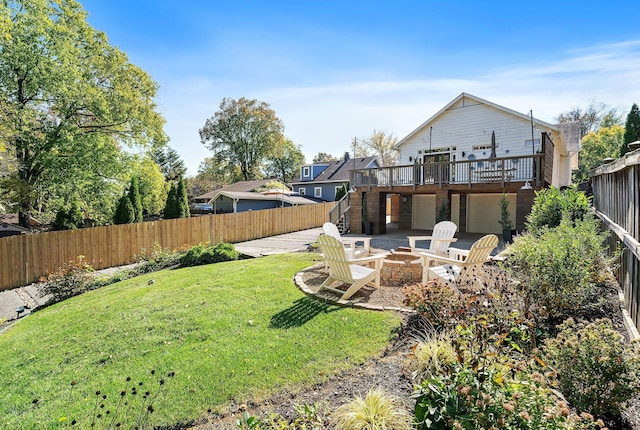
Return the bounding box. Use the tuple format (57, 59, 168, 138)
(344, 152, 350, 161)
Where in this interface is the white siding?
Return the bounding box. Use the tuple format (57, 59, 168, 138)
(398, 101, 553, 166)
(412, 195, 436, 229)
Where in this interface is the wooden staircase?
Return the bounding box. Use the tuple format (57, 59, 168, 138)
(329, 194, 351, 233)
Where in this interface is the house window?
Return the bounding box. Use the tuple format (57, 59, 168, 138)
(314, 187, 322, 198)
(302, 166, 310, 178)
(525, 139, 541, 147)
(298, 188, 306, 195)
(334, 185, 342, 196)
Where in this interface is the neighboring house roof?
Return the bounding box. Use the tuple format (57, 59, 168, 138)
(215, 191, 319, 205)
(393, 92, 580, 155)
(194, 179, 291, 201)
(0, 214, 40, 226)
(290, 155, 378, 184)
(0, 222, 32, 235)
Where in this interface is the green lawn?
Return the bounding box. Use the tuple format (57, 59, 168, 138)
(0, 253, 402, 428)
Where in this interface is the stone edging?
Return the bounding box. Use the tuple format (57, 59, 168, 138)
(293, 263, 416, 314)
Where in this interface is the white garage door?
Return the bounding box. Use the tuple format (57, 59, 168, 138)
(467, 193, 515, 233)
(412, 195, 436, 230)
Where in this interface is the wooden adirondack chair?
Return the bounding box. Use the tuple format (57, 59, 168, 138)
(407, 221, 458, 256)
(316, 234, 386, 300)
(420, 234, 499, 287)
(322, 222, 371, 259)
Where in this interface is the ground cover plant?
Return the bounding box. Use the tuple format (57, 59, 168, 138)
(0, 253, 401, 429)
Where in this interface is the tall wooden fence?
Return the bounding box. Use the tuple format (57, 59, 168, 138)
(0, 203, 332, 291)
(592, 149, 640, 330)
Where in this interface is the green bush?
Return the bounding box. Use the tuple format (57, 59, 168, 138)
(179, 242, 239, 267)
(412, 325, 607, 430)
(52, 201, 84, 231)
(331, 388, 413, 430)
(526, 185, 590, 234)
(38, 256, 96, 303)
(542, 318, 640, 418)
(113, 191, 135, 225)
(504, 217, 611, 319)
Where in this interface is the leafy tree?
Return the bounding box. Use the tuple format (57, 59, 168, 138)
(151, 146, 187, 182)
(163, 183, 178, 219)
(128, 177, 143, 223)
(199, 97, 284, 181)
(556, 100, 621, 138)
(176, 177, 190, 218)
(52, 200, 84, 231)
(621, 103, 640, 156)
(312, 152, 338, 163)
(113, 192, 135, 225)
(361, 130, 398, 166)
(573, 125, 624, 183)
(0, 0, 167, 228)
(263, 138, 305, 182)
(134, 158, 167, 216)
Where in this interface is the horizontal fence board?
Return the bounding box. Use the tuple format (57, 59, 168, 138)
(0, 203, 331, 291)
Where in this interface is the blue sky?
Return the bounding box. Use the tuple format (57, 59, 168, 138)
(80, 0, 640, 175)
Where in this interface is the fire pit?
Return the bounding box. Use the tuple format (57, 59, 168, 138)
(381, 252, 423, 287)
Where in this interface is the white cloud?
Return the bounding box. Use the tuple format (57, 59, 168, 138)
(163, 40, 640, 174)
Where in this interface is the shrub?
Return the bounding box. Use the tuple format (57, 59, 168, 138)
(403, 283, 463, 328)
(331, 387, 413, 430)
(504, 217, 611, 319)
(38, 256, 96, 303)
(52, 201, 84, 231)
(179, 242, 239, 267)
(113, 191, 135, 225)
(542, 318, 640, 418)
(128, 176, 143, 223)
(526, 185, 590, 234)
(405, 329, 457, 381)
(412, 325, 607, 430)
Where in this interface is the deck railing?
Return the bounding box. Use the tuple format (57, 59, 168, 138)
(350, 154, 544, 188)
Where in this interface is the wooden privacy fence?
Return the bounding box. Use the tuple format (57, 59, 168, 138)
(592, 149, 640, 330)
(0, 203, 332, 291)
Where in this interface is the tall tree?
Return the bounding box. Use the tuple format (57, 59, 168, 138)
(621, 103, 640, 156)
(113, 192, 135, 225)
(312, 152, 338, 163)
(199, 97, 285, 181)
(151, 146, 187, 182)
(556, 101, 621, 138)
(573, 126, 624, 183)
(0, 0, 167, 228)
(176, 177, 190, 218)
(263, 139, 305, 182)
(134, 158, 168, 216)
(128, 177, 143, 223)
(361, 130, 398, 166)
(163, 183, 178, 219)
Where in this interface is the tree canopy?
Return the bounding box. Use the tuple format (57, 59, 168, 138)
(360, 130, 398, 166)
(621, 103, 640, 156)
(199, 97, 285, 181)
(151, 146, 187, 182)
(573, 125, 624, 183)
(555, 101, 621, 138)
(312, 152, 338, 163)
(0, 0, 167, 227)
(263, 139, 305, 182)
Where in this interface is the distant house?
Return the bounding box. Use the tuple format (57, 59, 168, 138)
(0, 214, 36, 238)
(290, 153, 379, 202)
(194, 179, 320, 214)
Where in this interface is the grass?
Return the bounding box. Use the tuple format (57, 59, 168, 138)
(0, 252, 402, 429)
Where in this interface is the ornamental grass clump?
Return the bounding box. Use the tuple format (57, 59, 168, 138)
(542, 318, 640, 418)
(331, 387, 413, 430)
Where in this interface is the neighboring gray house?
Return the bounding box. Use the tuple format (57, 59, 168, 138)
(290, 153, 379, 202)
(0, 214, 35, 238)
(194, 179, 320, 214)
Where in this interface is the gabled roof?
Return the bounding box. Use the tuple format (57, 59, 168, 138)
(215, 191, 319, 205)
(394, 92, 561, 150)
(195, 179, 290, 201)
(290, 156, 378, 184)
